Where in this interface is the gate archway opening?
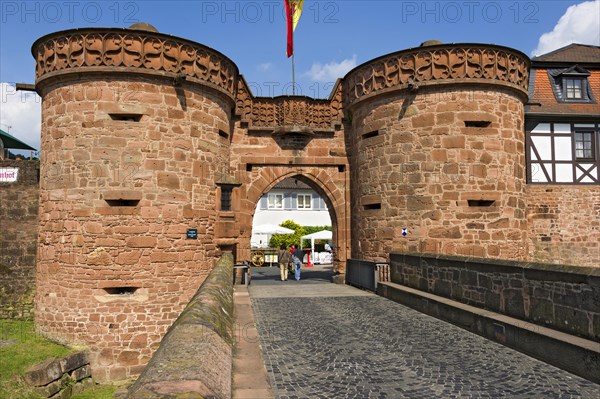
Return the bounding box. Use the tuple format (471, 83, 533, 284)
(236, 167, 349, 279)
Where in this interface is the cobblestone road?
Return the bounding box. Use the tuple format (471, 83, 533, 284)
(249, 266, 600, 399)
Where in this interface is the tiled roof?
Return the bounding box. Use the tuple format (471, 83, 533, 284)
(273, 177, 312, 190)
(526, 69, 600, 116)
(532, 44, 600, 64)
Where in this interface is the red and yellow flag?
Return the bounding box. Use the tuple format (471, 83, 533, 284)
(285, 0, 304, 58)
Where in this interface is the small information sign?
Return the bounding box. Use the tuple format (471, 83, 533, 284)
(186, 228, 198, 239)
(0, 168, 19, 183)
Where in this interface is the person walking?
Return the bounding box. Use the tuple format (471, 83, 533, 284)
(277, 244, 291, 281)
(291, 246, 303, 281)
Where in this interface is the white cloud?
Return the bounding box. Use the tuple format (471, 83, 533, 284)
(303, 55, 358, 82)
(257, 62, 273, 72)
(532, 0, 600, 56)
(0, 82, 41, 153)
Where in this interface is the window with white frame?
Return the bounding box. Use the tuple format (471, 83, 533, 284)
(268, 193, 283, 209)
(297, 194, 312, 209)
(565, 78, 584, 99)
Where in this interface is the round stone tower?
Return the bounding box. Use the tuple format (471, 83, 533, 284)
(344, 43, 530, 261)
(32, 25, 238, 380)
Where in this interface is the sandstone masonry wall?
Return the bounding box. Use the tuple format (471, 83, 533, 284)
(349, 87, 527, 262)
(527, 186, 600, 266)
(34, 76, 233, 381)
(0, 160, 39, 319)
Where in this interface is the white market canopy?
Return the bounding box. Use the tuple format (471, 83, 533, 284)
(253, 224, 295, 235)
(301, 230, 333, 241)
(300, 230, 333, 251)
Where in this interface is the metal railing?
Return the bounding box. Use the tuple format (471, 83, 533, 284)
(346, 259, 390, 291)
(233, 261, 250, 287)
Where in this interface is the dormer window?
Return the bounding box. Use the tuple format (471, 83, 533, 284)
(565, 78, 583, 99)
(547, 65, 595, 103)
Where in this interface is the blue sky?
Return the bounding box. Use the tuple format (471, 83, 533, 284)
(1, 0, 599, 151)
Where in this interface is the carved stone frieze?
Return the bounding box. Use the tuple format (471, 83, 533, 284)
(235, 80, 344, 132)
(32, 28, 238, 97)
(344, 45, 530, 107)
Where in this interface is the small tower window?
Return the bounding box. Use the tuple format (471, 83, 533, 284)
(221, 186, 232, 211)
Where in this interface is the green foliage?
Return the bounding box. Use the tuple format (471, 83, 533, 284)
(268, 223, 332, 250)
(0, 319, 74, 399)
(269, 220, 305, 249)
(71, 383, 116, 399)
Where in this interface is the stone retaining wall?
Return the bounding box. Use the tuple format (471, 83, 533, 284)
(23, 351, 93, 398)
(126, 252, 234, 399)
(389, 252, 599, 341)
(0, 160, 39, 319)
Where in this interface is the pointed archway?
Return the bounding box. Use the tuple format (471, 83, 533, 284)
(237, 166, 349, 275)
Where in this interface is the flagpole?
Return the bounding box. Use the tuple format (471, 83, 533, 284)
(292, 48, 296, 95)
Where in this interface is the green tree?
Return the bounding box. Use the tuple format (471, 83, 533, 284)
(269, 220, 305, 249)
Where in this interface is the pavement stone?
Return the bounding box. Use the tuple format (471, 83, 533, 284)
(248, 265, 600, 399)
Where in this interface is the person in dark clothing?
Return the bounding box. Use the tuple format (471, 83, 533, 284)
(278, 244, 292, 281)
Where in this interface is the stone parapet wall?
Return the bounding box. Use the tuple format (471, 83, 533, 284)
(0, 160, 39, 319)
(389, 252, 600, 341)
(126, 252, 234, 399)
(527, 185, 600, 267)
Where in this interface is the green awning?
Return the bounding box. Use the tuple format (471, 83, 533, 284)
(0, 129, 37, 151)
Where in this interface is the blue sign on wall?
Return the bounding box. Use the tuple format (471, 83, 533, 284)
(186, 228, 198, 239)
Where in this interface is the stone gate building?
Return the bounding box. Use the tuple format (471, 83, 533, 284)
(30, 24, 598, 379)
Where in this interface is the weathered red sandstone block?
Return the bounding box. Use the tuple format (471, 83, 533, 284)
(431, 149, 447, 162)
(442, 136, 466, 148)
(411, 113, 435, 128)
(406, 196, 434, 211)
(84, 222, 104, 234)
(157, 172, 180, 189)
(117, 251, 143, 265)
(429, 226, 462, 239)
(488, 218, 510, 229)
(436, 112, 455, 125)
(126, 237, 158, 248)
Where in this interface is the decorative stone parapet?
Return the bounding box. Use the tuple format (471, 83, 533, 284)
(32, 28, 238, 99)
(126, 252, 234, 399)
(344, 44, 530, 107)
(235, 80, 344, 132)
